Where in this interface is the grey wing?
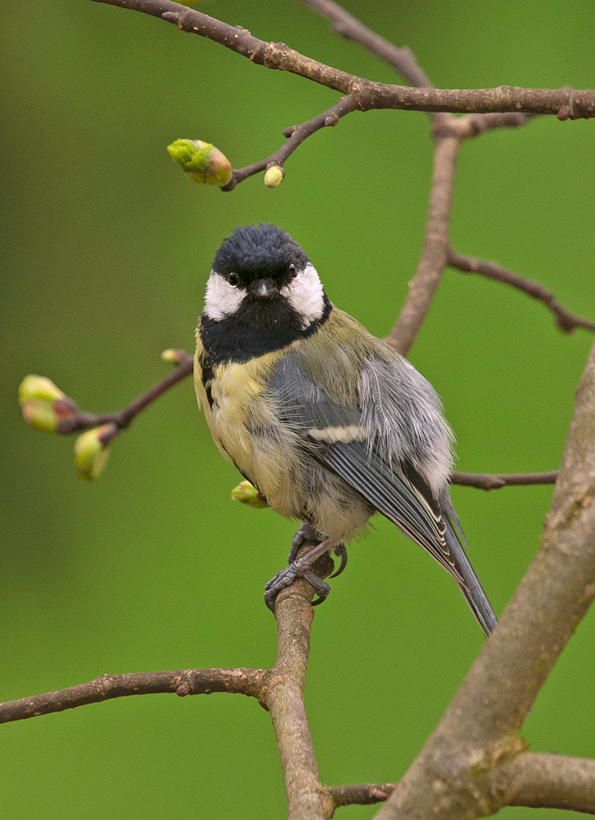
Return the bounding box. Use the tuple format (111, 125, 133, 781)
(271, 352, 497, 637)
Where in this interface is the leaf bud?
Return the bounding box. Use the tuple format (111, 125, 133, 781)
(264, 165, 284, 188)
(18, 375, 77, 432)
(167, 139, 233, 187)
(161, 348, 188, 365)
(231, 480, 269, 509)
(73, 424, 117, 482)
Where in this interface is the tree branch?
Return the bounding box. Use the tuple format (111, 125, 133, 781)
(0, 552, 335, 819)
(55, 353, 194, 435)
(0, 668, 264, 724)
(295, 0, 438, 99)
(375, 336, 595, 820)
(450, 470, 558, 490)
(496, 752, 595, 814)
(260, 555, 335, 820)
(385, 113, 530, 355)
(223, 96, 358, 191)
(328, 755, 595, 815)
(91, 0, 595, 118)
(329, 782, 396, 808)
(385, 133, 460, 355)
(448, 249, 595, 334)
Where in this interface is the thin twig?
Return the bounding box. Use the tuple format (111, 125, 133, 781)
(223, 96, 358, 190)
(91, 0, 595, 118)
(56, 353, 194, 435)
(448, 248, 595, 333)
(329, 782, 395, 807)
(0, 669, 264, 724)
(451, 470, 558, 490)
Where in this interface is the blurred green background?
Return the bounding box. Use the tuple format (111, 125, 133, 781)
(1, 1, 594, 817)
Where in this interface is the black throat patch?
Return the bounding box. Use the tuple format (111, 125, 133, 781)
(199, 294, 332, 368)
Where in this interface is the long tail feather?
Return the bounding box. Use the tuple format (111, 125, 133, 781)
(444, 513, 497, 637)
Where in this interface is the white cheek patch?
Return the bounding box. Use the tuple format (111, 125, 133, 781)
(280, 263, 325, 328)
(204, 271, 245, 321)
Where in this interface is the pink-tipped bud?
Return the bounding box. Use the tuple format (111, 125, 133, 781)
(19, 375, 78, 432)
(167, 139, 233, 187)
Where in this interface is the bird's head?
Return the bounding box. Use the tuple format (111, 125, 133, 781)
(204, 223, 326, 330)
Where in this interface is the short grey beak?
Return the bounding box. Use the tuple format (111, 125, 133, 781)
(249, 278, 277, 301)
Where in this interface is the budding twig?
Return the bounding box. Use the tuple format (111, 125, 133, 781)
(56, 353, 194, 435)
(222, 96, 358, 191)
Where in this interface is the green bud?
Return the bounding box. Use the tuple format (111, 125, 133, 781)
(167, 139, 233, 187)
(264, 165, 284, 188)
(19, 375, 64, 404)
(19, 375, 78, 432)
(73, 424, 116, 482)
(231, 480, 269, 509)
(21, 400, 60, 432)
(161, 348, 187, 365)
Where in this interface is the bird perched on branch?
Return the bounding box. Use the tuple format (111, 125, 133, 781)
(194, 223, 497, 636)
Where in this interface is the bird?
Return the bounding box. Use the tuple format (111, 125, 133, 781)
(194, 223, 497, 636)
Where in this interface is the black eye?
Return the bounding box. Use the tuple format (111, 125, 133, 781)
(288, 264, 298, 280)
(227, 272, 240, 286)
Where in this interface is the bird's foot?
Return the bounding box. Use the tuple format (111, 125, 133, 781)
(265, 537, 334, 611)
(288, 521, 320, 563)
(289, 522, 348, 579)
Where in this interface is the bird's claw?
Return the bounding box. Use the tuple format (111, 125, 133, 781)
(330, 544, 348, 578)
(265, 559, 331, 611)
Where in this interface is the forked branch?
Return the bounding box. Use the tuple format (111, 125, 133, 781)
(448, 248, 595, 334)
(92, 0, 595, 117)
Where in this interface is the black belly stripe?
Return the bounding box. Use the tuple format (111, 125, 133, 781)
(199, 356, 216, 408)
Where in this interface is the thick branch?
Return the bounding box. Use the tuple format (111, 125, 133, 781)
(223, 96, 358, 190)
(56, 353, 193, 435)
(0, 668, 264, 724)
(375, 336, 595, 820)
(449, 249, 595, 333)
(451, 470, 558, 490)
(329, 756, 595, 814)
(91, 0, 595, 118)
(497, 752, 595, 814)
(261, 556, 335, 820)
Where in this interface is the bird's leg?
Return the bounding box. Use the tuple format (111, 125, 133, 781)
(288, 521, 320, 563)
(265, 537, 335, 611)
(289, 521, 348, 577)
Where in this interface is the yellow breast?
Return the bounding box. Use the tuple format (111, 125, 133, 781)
(193, 343, 292, 501)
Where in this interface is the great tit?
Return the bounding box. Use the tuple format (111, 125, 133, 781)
(194, 223, 497, 636)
